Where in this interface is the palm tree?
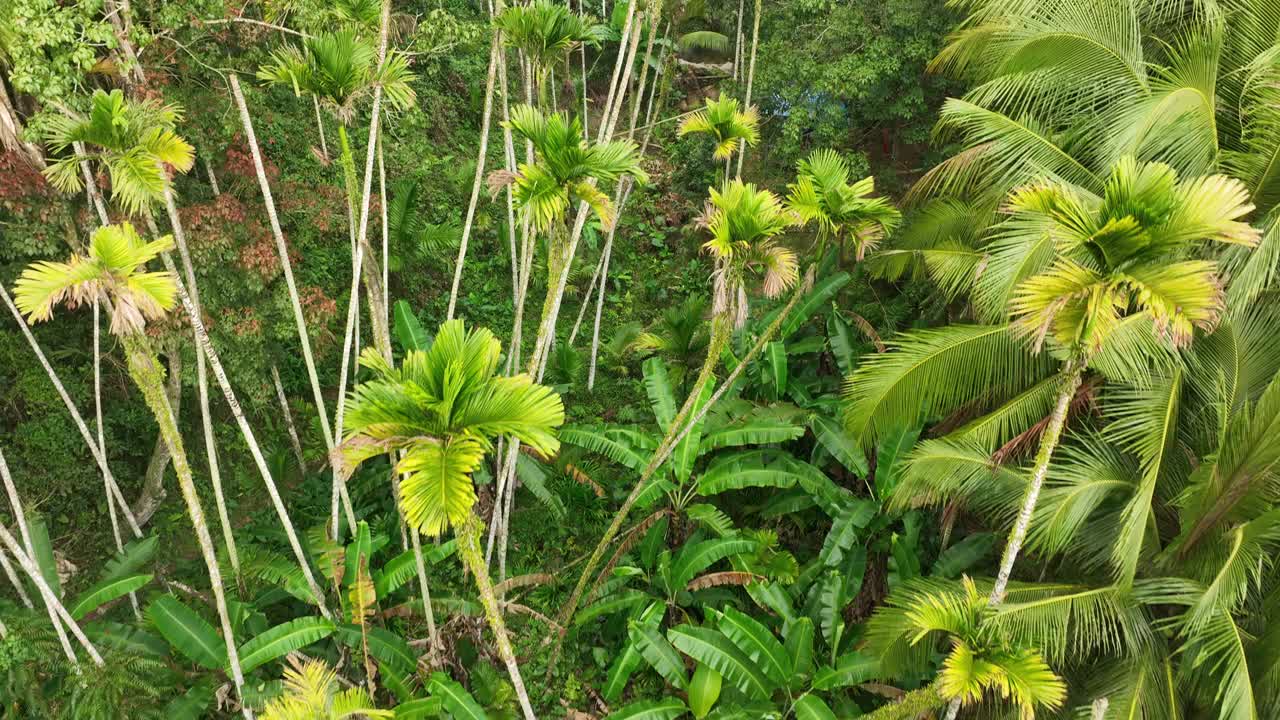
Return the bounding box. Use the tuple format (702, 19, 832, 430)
(496, 0, 606, 108)
(261, 658, 390, 720)
(735, 0, 762, 177)
(46, 86, 332, 616)
(786, 148, 901, 263)
(896, 0, 1280, 305)
(12, 222, 252, 718)
(257, 27, 416, 343)
(846, 157, 1259, 608)
(338, 319, 565, 720)
(679, 92, 759, 176)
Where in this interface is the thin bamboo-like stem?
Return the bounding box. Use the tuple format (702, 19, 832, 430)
(227, 74, 357, 537)
(0, 537, 33, 609)
(568, 251, 607, 345)
(735, 0, 761, 178)
(0, 529, 87, 667)
(0, 286, 142, 537)
(145, 208, 241, 581)
(272, 364, 308, 474)
(446, 26, 503, 320)
(313, 96, 330, 161)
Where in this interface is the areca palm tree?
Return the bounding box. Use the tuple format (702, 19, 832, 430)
(47, 85, 333, 617)
(848, 158, 1258, 608)
(496, 0, 606, 107)
(679, 93, 759, 176)
(261, 658, 390, 720)
(786, 148, 901, 263)
(338, 319, 565, 720)
(11, 223, 252, 718)
(495, 104, 647, 330)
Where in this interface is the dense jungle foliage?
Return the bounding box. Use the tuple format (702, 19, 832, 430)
(2, 0, 1280, 718)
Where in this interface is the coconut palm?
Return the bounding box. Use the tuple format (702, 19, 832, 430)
(786, 148, 902, 263)
(338, 319, 565, 720)
(846, 157, 1259, 612)
(11, 222, 252, 718)
(893, 0, 1280, 305)
(261, 658, 390, 720)
(679, 92, 759, 165)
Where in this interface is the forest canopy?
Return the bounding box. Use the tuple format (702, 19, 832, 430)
(1, 0, 1279, 718)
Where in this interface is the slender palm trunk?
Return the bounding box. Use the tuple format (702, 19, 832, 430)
(568, 251, 607, 345)
(446, 20, 504, 320)
(0, 539, 33, 609)
(134, 349, 179, 526)
(0, 286, 142, 536)
(121, 333, 251, 719)
(94, 299, 140, 618)
(550, 269, 809, 666)
(205, 156, 221, 196)
(0, 523, 102, 666)
(0, 445, 77, 662)
(457, 513, 538, 720)
(145, 208, 241, 581)
(312, 96, 330, 162)
(732, 0, 745, 81)
(227, 74, 357, 536)
(734, 0, 761, 179)
(378, 137, 389, 320)
(272, 364, 308, 474)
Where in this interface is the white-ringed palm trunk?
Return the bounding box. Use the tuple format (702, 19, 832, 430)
(227, 74, 358, 536)
(446, 13, 504, 320)
(272, 364, 308, 474)
(121, 333, 251, 719)
(0, 286, 142, 536)
(0, 540, 33, 609)
(457, 513, 538, 720)
(205, 156, 221, 196)
(145, 209, 241, 581)
(378, 136, 389, 321)
(0, 524, 100, 667)
(312, 96, 330, 162)
(0, 445, 79, 664)
(734, 0, 761, 179)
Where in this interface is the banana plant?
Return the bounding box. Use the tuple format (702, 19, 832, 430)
(605, 606, 883, 719)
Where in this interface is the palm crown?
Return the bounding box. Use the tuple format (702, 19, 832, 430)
(261, 658, 390, 720)
(698, 180, 799, 326)
(41, 89, 195, 216)
(1005, 157, 1257, 355)
(13, 222, 177, 336)
(495, 104, 648, 231)
(679, 93, 759, 161)
(340, 319, 565, 536)
(257, 29, 416, 124)
(496, 1, 606, 71)
(786, 149, 901, 262)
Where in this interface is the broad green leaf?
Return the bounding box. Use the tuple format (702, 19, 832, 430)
(644, 357, 679, 430)
(700, 417, 806, 452)
(85, 620, 168, 657)
(395, 697, 444, 719)
(810, 414, 869, 476)
(667, 625, 775, 699)
(70, 573, 152, 620)
(604, 602, 665, 702)
(237, 617, 336, 673)
(793, 695, 837, 720)
(98, 535, 158, 584)
(604, 698, 689, 720)
(344, 520, 373, 588)
(163, 681, 214, 720)
(148, 595, 228, 670)
(631, 622, 689, 690)
(766, 271, 851, 341)
(818, 500, 876, 567)
(689, 663, 723, 719)
(335, 623, 417, 674)
(699, 450, 801, 495)
(784, 617, 815, 680)
(28, 515, 60, 597)
(671, 538, 758, 589)
(827, 310, 857, 375)
(576, 589, 649, 626)
(715, 606, 791, 686)
(375, 550, 420, 597)
(394, 300, 430, 352)
(766, 341, 787, 398)
(875, 425, 921, 499)
(931, 533, 996, 579)
(428, 672, 489, 720)
(813, 651, 879, 690)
